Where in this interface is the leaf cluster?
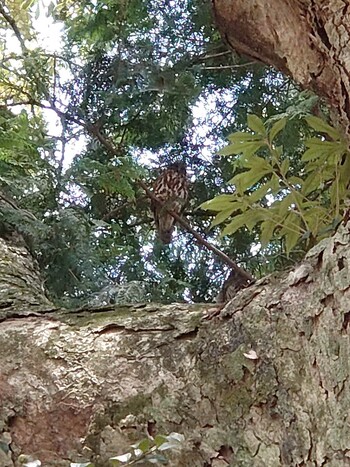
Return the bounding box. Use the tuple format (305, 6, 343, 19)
(201, 115, 348, 255)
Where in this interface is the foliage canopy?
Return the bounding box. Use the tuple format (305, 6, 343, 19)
(0, 0, 342, 306)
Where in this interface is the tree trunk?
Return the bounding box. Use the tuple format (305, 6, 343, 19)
(212, 0, 350, 138)
(1, 224, 350, 466)
(2, 3, 350, 467)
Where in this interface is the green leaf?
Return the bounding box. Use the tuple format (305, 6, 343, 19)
(302, 173, 321, 195)
(200, 194, 236, 211)
(305, 116, 341, 140)
(219, 141, 265, 157)
(280, 212, 301, 255)
(260, 220, 275, 247)
(108, 460, 121, 467)
(137, 438, 151, 453)
(228, 132, 260, 143)
(154, 435, 168, 448)
(276, 193, 294, 216)
(280, 159, 289, 177)
(230, 166, 271, 193)
(269, 117, 287, 142)
(303, 207, 327, 235)
(249, 182, 272, 203)
(302, 139, 345, 163)
(211, 207, 235, 227)
(288, 176, 303, 186)
(329, 180, 340, 208)
(221, 213, 247, 236)
(285, 228, 301, 255)
(247, 115, 266, 136)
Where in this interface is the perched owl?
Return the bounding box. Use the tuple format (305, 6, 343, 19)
(151, 161, 189, 244)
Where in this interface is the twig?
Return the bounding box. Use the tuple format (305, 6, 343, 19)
(0, 1, 27, 53)
(200, 62, 256, 71)
(102, 199, 142, 222)
(200, 51, 232, 60)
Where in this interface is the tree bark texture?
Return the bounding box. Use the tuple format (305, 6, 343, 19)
(1, 225, 350, 466)
(0, 237, 52, 315)
(212, 0, 350, 138)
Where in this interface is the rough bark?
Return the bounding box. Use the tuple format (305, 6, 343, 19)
(2, 3, 350, 466)
(212, 0, 350, 138)
(0, 237, 52, 315)
(1, 224, 350, 466)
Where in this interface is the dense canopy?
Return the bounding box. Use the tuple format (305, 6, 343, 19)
(0, 0, 343, 306)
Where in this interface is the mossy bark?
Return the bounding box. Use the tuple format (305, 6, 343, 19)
(1, 225, 350, 466)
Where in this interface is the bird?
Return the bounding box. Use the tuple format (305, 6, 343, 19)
(151, 161, 189, 244)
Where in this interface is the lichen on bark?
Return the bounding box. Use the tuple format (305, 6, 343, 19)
(1, 223, 350, 465)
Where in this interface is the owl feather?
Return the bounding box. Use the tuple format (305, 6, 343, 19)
(151, 162, 188, 244)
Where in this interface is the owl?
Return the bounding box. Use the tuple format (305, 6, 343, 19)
(151, 161, 189, 244)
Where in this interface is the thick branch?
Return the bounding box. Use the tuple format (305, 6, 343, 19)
(212, 0, 350, 139)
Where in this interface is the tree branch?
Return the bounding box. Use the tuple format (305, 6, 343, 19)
(70, 124, 254, 282)
(200, 50, 232, 60)
(2, 93, 253, 282)
(0, 1, 27, 53)
(137, 179, 253, 281)
(200, 62, 256, 71)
